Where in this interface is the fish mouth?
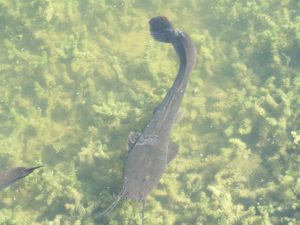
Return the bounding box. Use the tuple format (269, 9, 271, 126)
(23, 165, 44, 174)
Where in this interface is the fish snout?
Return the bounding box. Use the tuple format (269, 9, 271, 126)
(23, 165, 43, 176)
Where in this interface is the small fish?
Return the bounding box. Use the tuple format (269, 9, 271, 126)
(99, 16, 196, 224)
(0, 166, 43, 191)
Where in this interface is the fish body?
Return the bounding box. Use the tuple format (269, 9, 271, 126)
(123, 16, 197, 201)
(98, 17, 196, 219)
(0, 166, 43, 191)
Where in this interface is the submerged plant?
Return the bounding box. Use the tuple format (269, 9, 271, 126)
(0, 0, 299, 224)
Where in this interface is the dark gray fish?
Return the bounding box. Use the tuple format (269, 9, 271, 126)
(0, 166, 43, 191)
(99, 16, 197, 222)
(124, 16, 196, 201)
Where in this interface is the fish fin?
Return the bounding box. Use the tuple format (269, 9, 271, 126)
(127, 131, 142, 151)
(167, 142, 179, 164)
(152, 105, 158, 115)
(142, 198, 146, 225)
(174, 111, 184, 123)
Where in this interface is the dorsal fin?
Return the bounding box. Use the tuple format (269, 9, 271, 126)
(127, 132, 142, 151)
(167, 142, 179, 163)
(174, 111, 183, 123)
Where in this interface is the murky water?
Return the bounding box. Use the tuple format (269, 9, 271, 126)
(0, 0, 299, 224)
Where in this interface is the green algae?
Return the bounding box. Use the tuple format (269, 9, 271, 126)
(0, 0, 299, 224)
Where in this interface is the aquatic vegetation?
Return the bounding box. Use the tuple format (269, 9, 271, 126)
(0, 0, 299, 224)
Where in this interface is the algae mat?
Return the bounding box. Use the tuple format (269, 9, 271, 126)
(0, 0, 299, 224)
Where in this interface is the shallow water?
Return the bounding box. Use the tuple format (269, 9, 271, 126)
(0, 0, 299, 224)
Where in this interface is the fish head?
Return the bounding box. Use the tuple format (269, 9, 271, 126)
(149, 16, 175, 43)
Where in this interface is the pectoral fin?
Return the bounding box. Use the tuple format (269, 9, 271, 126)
(167, 142, 179, 164)
(127, 131, 141, 151)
